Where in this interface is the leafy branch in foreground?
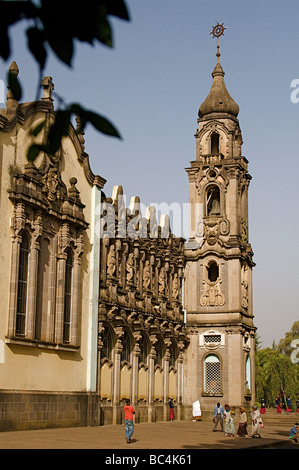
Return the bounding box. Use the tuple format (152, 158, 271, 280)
(0, 0, 130, 157)
(28, 103, 122, 161)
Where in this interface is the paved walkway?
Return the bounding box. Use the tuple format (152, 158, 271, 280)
(0, 410, 298, 450)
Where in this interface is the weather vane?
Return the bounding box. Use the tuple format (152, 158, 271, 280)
(210, 22, 227, 63)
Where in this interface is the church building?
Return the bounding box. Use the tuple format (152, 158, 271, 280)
(0, 32, 255, 430)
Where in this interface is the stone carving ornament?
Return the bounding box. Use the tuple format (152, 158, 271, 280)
(143, 260, 151, 290)
(204, 219, 219, 245)
(200, 275, 225, 307)
(126, 252, 134, 283)
(172, 273, 179, 300)
(41, 165, 66, 203)
(107, 245, 116, 277)
(158, 267, 165, 295)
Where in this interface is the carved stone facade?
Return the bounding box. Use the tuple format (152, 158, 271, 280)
(98, 186, 188, 424)
(0, 63, 189, 430)
(7, 155, 87, 348)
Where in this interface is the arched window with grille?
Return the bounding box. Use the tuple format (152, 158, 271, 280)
(16, 231, 29, 336)
(63, 249, 73, 343)
(204, 354, 221, 394)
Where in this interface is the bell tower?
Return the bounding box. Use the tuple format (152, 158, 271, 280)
(184, 24, 256, 414)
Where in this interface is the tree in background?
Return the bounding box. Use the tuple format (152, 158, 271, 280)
(277, 321, 299, 357)
(255, 323, 299, 408)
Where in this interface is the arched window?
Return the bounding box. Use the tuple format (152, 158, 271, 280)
(210, 133, 220, 154)
(246, 355, 251, 391)
(121, 330, 131, 363)
(16, 231, 29, 336)
(36, 238, 50, 340)
(139, 335, 149, 365)
(102, 327, 113, 360)
(63, 249, 73, 343)
(155, 338, 164, 367)
(168, 342, 177, 368)
(206, 185, 220, 216)
(204, 354, 221, 394)
(207, 261, 219, 283)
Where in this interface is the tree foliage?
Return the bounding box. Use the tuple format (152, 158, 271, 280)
(0, 0, 130, 158)
(255, 322, 299, 407)
(277, 321, 299, 357)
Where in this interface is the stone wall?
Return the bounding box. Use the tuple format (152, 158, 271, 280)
(0, 392, 189, 431)
(0, 391, 101, 432)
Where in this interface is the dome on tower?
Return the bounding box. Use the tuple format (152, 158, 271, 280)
(198, 62, 239, 118)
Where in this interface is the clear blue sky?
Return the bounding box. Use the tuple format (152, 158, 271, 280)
(4, 0, 299, 348)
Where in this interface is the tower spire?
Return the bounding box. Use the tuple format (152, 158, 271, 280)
(198, 23, 239, 118)
(210, 22, 227, 64)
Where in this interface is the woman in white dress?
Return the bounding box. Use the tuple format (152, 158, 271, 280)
(250, 406, 263, 438)
(224, 405, 236, 436)
(192, 400, 202, 421)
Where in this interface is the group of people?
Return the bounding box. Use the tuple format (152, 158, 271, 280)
(213, 402, 263, 438)
(123, 397, 299, 444)
(274, 396, 299, 414)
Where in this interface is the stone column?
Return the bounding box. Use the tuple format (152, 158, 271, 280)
(227, 172, 239, 237)
(97, 321, 105, 395)
(131, 351, 139, 406)
(163, 350, 170, 421)
(45, 237, 57, 343)
(113, 328, 123, 424)
(55, 254, 67, 344)
(176, 348, 184, 420)
(55, 223, 70, 344)
(71, 232, 84, 347)
(7, 237, 21, 337)
(26, 214, 43, 340)
(26, 243, 39, 339)
(132, 332, 141, 406)
(148, 335, 157, 423)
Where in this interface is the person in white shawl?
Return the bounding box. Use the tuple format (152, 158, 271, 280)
(250, 406, 263, 438)
(192, 400, 202, 421)
(224, 405, 235, 436)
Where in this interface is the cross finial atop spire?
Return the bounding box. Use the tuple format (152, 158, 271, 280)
(210, 23, 227, 64)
